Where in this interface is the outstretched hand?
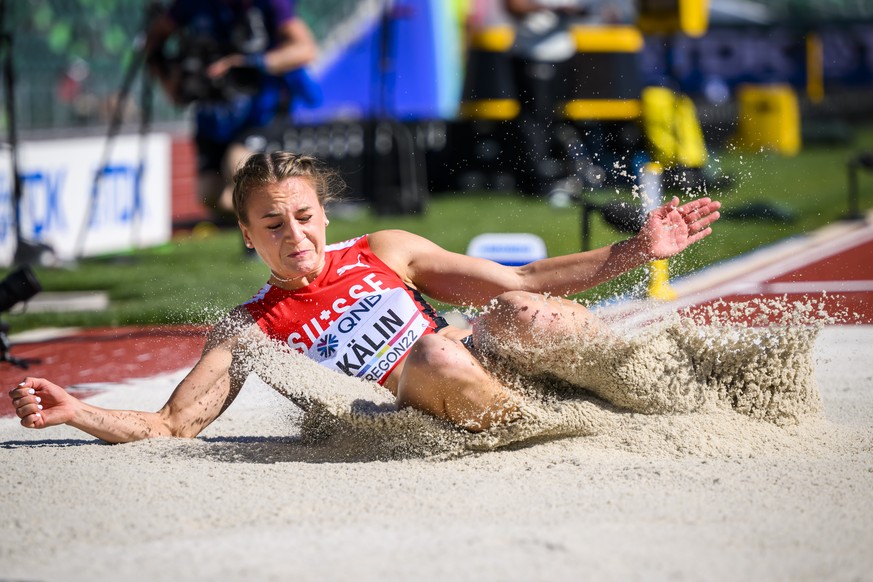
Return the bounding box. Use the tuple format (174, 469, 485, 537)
(639, 196, 721, 259)
(8, 377, 78, 429)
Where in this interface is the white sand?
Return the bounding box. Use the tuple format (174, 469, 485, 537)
(1, 323, 871, 581)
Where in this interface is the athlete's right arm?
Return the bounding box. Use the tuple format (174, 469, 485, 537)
(7, 310, 257, 443)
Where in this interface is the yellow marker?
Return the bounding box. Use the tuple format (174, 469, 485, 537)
(648, 259, 677, 301)
(639, 162, 677, 301)
(806, 33, 824, 104)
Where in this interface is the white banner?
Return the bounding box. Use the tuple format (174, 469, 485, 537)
(0, 133, 171, 266)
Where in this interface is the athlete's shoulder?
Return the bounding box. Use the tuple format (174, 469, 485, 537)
(367, 230, 438, 260)
(367, 229, 416, 241)
(368, 229, 433, 246)
(325, 235, 366, 253)
(242, 283, 274, 307)
(205, 305, 259, 350)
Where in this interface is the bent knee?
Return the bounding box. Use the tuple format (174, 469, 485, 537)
(479, 291, 558, 338)
(476, 291, 599, 346)
(397, 335, 487, 408)
(404, 334, 475, 377)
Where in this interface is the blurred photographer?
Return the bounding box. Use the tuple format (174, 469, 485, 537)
(146, 0, 318, 222)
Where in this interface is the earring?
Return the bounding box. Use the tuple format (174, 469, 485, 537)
(325, 219, 330, 226)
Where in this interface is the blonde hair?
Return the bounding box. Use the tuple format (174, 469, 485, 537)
(232, 152, 345, 224)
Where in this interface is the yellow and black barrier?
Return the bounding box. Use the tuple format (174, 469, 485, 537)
(560, 25, 644, 121)
(637, 0, 710, 38)
(459, 25, 520, 121)
(639, 162, 677, 301)
(641, 86, 707, 170)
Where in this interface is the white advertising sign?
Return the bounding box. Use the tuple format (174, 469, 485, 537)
(0, 133, 171, 266)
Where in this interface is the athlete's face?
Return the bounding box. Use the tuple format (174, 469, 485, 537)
(239, 177, 328, 289)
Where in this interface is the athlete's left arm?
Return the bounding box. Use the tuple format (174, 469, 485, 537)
(206, 13, 317, 79)
(369, 197, 720, 307)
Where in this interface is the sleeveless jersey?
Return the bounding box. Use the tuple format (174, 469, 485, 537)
(243, 235, 447, 385)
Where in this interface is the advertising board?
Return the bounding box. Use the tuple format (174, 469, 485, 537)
(0, 133, 170, 266)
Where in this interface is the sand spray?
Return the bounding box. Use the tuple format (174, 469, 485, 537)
(234, 296, 849, 459)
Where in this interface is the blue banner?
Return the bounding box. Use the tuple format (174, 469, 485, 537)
(641, 24, 873, 94)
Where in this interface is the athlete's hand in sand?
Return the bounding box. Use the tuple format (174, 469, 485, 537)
(639, 196, 721, 259)
(8, 378, 78, 429)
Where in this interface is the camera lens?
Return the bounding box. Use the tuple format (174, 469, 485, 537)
(0, 265, 42, 312)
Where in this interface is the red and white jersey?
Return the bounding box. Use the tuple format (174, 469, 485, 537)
(243, 235, 447, 385)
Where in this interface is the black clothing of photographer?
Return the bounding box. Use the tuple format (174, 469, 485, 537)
(146, 0, 317, 220)
(503, 0, 591, 197)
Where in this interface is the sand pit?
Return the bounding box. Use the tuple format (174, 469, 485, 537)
(1, 315, 871, 580)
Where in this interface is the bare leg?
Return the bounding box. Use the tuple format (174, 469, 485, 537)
(218, 143, 254, 214)
(198, 143, 254, 216)
(395, 334, 519, 432)
(473, 291, 706, 414)
(473, 290, 608, 373)
(198, 171, 225, 213)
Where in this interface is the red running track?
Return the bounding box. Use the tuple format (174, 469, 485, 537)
(680, 226, 873, 325)
(0, 326, 207, 418)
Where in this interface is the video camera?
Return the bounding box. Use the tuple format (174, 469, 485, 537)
(0, 265, 41, 369)
(149, 6, 269, 104)
(0, 265, 41, 314)
(179, 35, 262, 104)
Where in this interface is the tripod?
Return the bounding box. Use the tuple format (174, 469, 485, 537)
(0, 0, 56, 266)
(73, 1, 162, 260)
(0, 320, 37, 368)
(365, 0, 427, 216)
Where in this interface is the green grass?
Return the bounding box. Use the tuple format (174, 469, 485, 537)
(6, 122, 873, 332)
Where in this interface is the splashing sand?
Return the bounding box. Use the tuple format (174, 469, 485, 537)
(478, 317, 820, 425)
(233, 297, 831, 459)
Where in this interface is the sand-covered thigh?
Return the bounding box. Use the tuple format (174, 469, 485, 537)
(0, 325, 871, 581)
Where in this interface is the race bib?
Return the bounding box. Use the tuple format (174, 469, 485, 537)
(307, 288, 430, 383)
